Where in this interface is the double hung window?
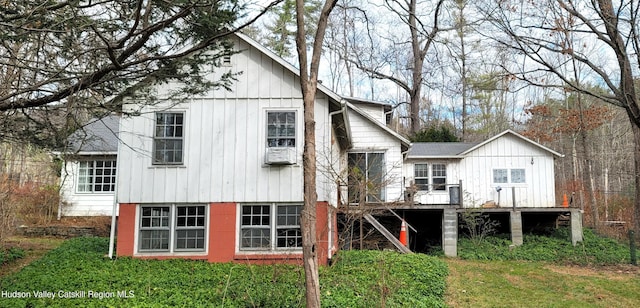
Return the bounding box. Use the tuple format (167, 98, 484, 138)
(266, 111, 296, 148)
(414, 163, 447, 191)
(240, 204, 302, 251)
(154, 112, 184, 165)
(139, 205, 206, 252)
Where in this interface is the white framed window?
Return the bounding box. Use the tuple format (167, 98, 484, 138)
(77, 160, 116, 193)
(153, 112, 184, 165)
(432, 164, 447, 191)
(348, 152, 385, 203)
(493, 169, 508, 183)
(493, 168, 526, 184)
(413, 163, 447, 191)
(266, 111, 296, 148)
(511, 169, 526, 183)
(239, 204, 302, 251)
(414, 164, 429, 191)
(138, 204, 206, 252)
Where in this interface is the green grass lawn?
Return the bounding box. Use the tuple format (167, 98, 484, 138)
(446, 259, 640, 308)
(0, 237, 447, 307)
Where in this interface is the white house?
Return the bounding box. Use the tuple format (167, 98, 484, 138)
(404, 130, 563, 208)
(56, 32, 580, 261)
(112, 32, 409, 264)
(58, 115, 119, 216)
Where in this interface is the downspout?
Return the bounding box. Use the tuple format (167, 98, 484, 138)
(108, 146, 122, 259)
(326, 99, 349, 261)
(107, 177, 119, 259)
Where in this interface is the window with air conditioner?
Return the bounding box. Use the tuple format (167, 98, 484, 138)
(265, 111, 296, 165)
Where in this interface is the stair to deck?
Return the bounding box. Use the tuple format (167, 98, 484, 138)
(363, 213, 412, 254)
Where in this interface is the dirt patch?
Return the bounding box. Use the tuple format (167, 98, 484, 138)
(545, 264, 640, 280)
(0, 237, 65, 277)
(16, 216, 112, 238)
(45, 216, 111, 232)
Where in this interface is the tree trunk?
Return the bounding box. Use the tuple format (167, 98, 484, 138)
(297, 51, 322, 308)
(301, 88, 321, 306)
(294, 1, 338, 306)
(631, 121, 640, 231)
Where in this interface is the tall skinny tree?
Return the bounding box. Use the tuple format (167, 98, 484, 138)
(294, 0, 337, 306)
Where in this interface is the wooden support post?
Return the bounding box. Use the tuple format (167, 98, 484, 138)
(459, 180, 463, 208)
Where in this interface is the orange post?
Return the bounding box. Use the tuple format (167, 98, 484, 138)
(562, 194, 569, 207)
(399, 220, 408, 246)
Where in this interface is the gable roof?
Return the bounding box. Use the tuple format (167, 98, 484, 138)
(235, 32, 353, 150)
(459, 129, 564, 157)
(66, 115, 120, 154)
(408, 129, 563, 159)
(236, 32, 412, 151)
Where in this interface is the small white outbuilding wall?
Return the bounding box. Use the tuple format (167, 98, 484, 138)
(405, 130, 563, 208)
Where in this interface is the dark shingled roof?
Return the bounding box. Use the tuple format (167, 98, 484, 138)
(408, 142, 478, 157)
(67, 115, 120, 153)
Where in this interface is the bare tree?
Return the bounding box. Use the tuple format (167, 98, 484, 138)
(340, 0, 445, 134)
(294, 0, 338, 306)
(0, 1, 281, 142)
(481, 0, 640, 230)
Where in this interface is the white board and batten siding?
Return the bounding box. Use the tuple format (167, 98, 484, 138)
(60, 160, 115, 216)
(459, 133, 558, 208)
(404, 159, 462, 205)
(347, 107, 405, 202)
(117, 35, 337, 205)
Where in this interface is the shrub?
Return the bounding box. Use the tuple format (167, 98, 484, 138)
(323, 250, 448, 307)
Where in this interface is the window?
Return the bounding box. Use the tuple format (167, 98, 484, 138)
(139, 205, 206, 252)
(267, 111, 296, 147)
(139, 206, 170, 251)
(432, 164, 447, 191)
(154, 112, 184, 165)
(77, 160, 116, 192)
(414, 163, 447, 191)
(348, 152, 385, 203)
(511, 169, 526, 183)
(222, 55, 232, 66)
(493, 168, 526, 184)
(493, 169, 508, 183)
(240, 204, 302, 251)
(414, 164, 429, 191)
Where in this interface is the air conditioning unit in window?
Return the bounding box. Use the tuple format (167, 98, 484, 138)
(265, 147, 296, 165)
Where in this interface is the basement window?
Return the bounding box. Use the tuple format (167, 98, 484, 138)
(138, 204, 207, 252)
(239, 204, 302, 251)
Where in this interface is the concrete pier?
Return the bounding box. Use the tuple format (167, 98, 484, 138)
(570, 209, 583, 245)
(442, 209, 458, 257)
(510, 211, 523, 246)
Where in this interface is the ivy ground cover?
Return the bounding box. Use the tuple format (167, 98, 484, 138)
(0, 237, 447, 307)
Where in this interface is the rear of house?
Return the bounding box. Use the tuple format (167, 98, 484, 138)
(114, 33, 349, 264)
